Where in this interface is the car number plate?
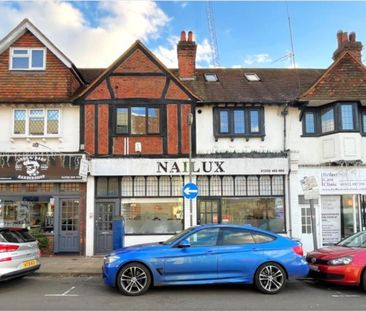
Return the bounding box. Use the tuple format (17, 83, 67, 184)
(21, 259, 38, 269)
(309, 264, 319, 272)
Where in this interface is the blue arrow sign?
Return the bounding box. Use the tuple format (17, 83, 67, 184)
(183, 183, 199, 199)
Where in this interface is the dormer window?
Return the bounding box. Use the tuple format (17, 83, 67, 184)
(204, 73, 218, 82)
(10, 47, 46, 70)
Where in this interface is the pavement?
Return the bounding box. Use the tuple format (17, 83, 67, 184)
(37, 256, 104, 276)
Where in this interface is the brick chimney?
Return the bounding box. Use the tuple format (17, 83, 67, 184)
(177, 31, 197, 80)
(333, 30, 363, 62)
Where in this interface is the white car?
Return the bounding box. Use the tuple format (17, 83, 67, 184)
(0, 228, 41, 281)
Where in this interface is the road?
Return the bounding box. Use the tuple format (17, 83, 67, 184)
(0, 276, 365, 310)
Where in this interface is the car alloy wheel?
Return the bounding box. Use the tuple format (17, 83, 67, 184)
(255, 262, 286, 294)
(117, 263, 151, 296)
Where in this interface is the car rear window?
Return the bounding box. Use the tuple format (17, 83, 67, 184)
(0, 229, 36, 243)
(252, 233, 275, 243)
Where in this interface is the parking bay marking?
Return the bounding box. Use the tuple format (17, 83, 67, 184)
(45, 286, 78, 297)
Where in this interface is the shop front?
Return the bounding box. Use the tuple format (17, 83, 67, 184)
(87, 157, 288, 255)
(298, 167, 366, 251)
(0, 154, 87, 254)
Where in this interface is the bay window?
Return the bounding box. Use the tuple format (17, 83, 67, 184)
(303, 102, 360, 136)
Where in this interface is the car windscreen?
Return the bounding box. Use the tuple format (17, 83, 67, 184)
(336, 231, 366, 248)
(0, 229, 36, 243)
(162, 227, 196, 245)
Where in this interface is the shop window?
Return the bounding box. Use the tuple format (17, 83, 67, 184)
(259, 176, 271, 196)
(9, 184, 23, 192)
(10, 47, 46, 70)
(0, 200, 54, 233)
(0, 184, 8, 192)
(272, 176, 284, 195)
(121, 177, 133, 197)
(60, 183, 80, 192)
(210, 176, 221, 196)
(222, 176, 234, 196)
(121, 198, 183, 234)
(214, 107, 264, 137)
(115, 106, 161, 135)
(39, 183, 55, 192)
(234, 176, 246, 196)
(247, 176, 259, 196)
(134, 177, 145, 196)
(96, 177, 119, 197)
(171, 177, 183, 196)
(221, 228, 255, 245)
(159, 176, 171, 196)
(13, 108, 60, 137)
(197, 176, 209, 196)
(25, 183, 38, 192)
(146, 177, 158, 197)
(221, 197, 285, 233)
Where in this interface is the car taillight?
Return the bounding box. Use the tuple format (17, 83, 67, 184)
(0, 257, 12, 262)
(292, 245, 304, 256)
(0, 244, 20, 253)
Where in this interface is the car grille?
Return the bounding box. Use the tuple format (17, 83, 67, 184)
(306, 257, 329, 265)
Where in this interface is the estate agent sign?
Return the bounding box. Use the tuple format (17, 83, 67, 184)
(0, 154, 85, 182)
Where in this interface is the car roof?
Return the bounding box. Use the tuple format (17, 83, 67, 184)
(194, 224, 278, 235)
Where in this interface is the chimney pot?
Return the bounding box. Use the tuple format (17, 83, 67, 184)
(180, 31, 186, 41)
(333, 30, 363, 63)
(349, 32, 356, 42)
(188, 31, 194, 42)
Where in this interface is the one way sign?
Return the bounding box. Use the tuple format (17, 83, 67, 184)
(183, 183, 199, 199)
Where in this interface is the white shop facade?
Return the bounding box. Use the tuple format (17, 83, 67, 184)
(85, 157, 289, 256)
(297, 166, 366, 252)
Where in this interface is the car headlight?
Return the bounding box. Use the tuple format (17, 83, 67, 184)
(104, 255, 119, 265)
(327, 256, 353, 265)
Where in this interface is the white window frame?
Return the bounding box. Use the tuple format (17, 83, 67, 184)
(9, 47, 46, 71)
(12, 108, 61, 137)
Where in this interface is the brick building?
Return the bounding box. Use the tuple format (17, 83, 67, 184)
(1, 20, 366, 255)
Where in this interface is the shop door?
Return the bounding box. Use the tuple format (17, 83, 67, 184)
(197, 199, 220, 225)
(56, 199, 80, 253)
(95, 200, 119, 254)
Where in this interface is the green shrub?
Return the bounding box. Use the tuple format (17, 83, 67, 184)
(29, 228, 49, 250)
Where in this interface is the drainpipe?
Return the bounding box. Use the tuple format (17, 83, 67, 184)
(281, 103, 292, 237)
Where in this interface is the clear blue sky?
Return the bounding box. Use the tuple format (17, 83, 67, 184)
(1, 1, 366, 69)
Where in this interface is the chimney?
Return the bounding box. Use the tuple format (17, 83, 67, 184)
(333, 30, 363, 62)
(177, 30, 197, 80)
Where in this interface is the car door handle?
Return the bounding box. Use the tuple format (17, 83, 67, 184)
(206, 250, 215, 254)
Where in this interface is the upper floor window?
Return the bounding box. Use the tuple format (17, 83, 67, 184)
(214, 107, 264, 137)
(302, 102, 358, 136)
(362, 111, 366, 135)
(10, 48, 46, 70)
(13, 109, 60, 136)
(115, 106, 160, 135)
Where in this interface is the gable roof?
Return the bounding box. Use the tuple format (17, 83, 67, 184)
(300, 51, 366, 105)
(0, 18, 84, 84)
(79, 67, 324, 104)
(75, 40, 200, 102)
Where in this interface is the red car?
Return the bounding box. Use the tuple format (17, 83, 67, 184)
(306, 231, 366, 291)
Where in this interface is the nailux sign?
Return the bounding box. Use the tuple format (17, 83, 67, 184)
(157, 161, 225, 174)
(91, 158, 289, 176)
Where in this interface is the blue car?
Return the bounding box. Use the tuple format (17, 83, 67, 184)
(103, 224, 308, 296)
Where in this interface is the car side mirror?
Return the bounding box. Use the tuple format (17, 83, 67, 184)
(177, 239, 191, 248)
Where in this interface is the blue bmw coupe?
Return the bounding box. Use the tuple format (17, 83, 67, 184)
(103, 224, 308, 296)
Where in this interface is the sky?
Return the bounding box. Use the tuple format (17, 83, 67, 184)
(1, 1, 366, 69)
